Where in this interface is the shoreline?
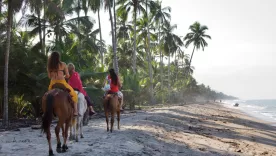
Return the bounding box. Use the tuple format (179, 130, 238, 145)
(220, 102, 276, 127)
(0, 103, 276, 155)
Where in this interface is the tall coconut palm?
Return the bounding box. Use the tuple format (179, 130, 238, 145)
(89, 0, 104, 65)
(117, 0, 146, 73)
(0, 0, 2, 15)
(26, 0, 44, 53)
(184, 21, 211, 74)
(116, 11, 131, 42)
(152, 1, 171, 89)
(137, 14, 156, 104)
(145, 0, 156, 104)
(105, 0, 119, 73)
(3, 0, 24, 126)
(161, 23, 183, 96)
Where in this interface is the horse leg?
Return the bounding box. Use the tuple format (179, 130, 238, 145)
(69, 122, 73, 141)
(117, 110, 120, 130)
(76, 117, 80, 142)
(111, 110, 115, 133)
(55, 125, 61, 150)
(105, 110, 109, 132)
(111, 95, 118, 132)
(62, 121, 69, 152)
(47, 128, 54, 156)
(80, 117, 84, 138)
(104, 96, 109, 132)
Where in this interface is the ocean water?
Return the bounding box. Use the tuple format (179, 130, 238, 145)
(222, 99, 276, 124)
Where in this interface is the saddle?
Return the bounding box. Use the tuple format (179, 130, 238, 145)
(51, 83, 74, 108)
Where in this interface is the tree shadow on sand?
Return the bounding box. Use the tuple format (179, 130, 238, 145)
(145, 108, 276, 149)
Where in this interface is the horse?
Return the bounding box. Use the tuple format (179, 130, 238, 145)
(103, 93, 121, 132)
(69, 91, 87, 142)
(41, 83, 74, 156)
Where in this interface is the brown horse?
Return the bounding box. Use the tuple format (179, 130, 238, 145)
(103, 93, 121, 132)
(41, 83, 74, 156)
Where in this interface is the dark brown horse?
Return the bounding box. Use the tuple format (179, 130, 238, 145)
(41, 83, 74, 156)
(103, 93, 121, 132)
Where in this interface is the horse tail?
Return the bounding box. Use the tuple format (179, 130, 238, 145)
(41, 94, 54, 133)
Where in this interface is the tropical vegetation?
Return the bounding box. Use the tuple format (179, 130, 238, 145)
(0, 0, 237, 126)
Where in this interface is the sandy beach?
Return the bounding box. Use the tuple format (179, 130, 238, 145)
(0, 103, 275, 156)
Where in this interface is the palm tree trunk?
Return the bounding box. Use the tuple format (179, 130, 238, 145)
(37, 9, 43, 53)
(0, 0, 2, 16)
(146, 0, 154, 104)
(158, 22, 163, 89)
(188, 45, 196, 75)
(77, 0, 82, 66)
(43, 0, 47, 55)
(113, 0, 118, 73)
(168, 50, 171, 102)
(176, 51, 178, 82)
(97, 9, 104, 65)
(108, 0, 119, 74)
(3, 0, 13, 127)
(133, 9, 137, 73)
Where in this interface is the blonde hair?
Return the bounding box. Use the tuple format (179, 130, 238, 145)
(68, 63, 75, 75)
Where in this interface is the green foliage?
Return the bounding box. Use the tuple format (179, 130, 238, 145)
(0, 0, 237, 120)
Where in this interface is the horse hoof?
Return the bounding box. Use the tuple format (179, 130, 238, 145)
(76, 139, 78, 142)
(69, 136, 73, 140)
(62, 144, 68, 152)
(81, 135, 84, 138)
(57, 143, 61, 149)
(49, 150, 54, 156)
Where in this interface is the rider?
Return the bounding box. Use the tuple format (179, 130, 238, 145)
(67, 63, 96, 116)
(103, 68, 124, 111)
(47, 51, 78, 116)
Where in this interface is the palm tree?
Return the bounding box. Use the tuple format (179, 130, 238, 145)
(105, 0, 119, 73)
(0, 0, 2, 17)
(145, 0, 152, 103)
(117, 0, 146, 73)
(137, 14, 156, 104)
(116, 11, 132, 42)
(161, 23, 183, 98)
(89, 0, 104, 65)
(183, 21, 211, 74)
(3, 0, 24, 127)
(152, 1, 171, 89)
(26, 0, 44, 53)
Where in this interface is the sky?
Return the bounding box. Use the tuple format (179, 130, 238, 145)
(95, 0, 276, 100)
(16, 0, 276, 100)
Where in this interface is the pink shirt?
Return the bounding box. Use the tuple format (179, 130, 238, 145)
(68, 71, 87, 96)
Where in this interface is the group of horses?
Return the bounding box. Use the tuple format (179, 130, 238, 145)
(41, 83, 121, 156)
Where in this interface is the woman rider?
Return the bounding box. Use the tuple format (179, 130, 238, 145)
(67, 63, 96, 116)
(47, 51, 78, 116)
(103, 68, 123, 110)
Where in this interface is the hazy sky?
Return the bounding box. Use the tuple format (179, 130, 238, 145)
(93, 0, 276, 100)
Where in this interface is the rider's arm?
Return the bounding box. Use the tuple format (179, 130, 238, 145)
(103, 76, 108, 87)
(47, 69, 51, 79)
(118, 77, 122, 89)
(63, 63, 70, 79)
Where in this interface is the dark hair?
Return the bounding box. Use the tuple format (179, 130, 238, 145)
(109, 68, 118, 85)
(47, 51, 61, 72)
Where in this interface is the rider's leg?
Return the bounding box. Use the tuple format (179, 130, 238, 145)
(85, 96, 96, 115)
(118, 91, 124, 110)
(63, 82, 78, 116)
